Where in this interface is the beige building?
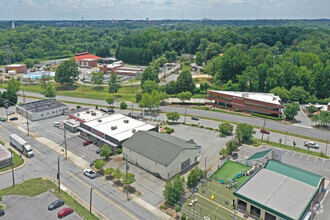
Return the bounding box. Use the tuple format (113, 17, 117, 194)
(122, 131, 201, 179)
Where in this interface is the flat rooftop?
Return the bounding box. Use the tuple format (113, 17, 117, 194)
(84, 113, 155, 142)
(209, 90, 282, 105)
(18, 100, 67, 113)
(0, 144, 11, 164)
(6, 64, 26, 67)
(71, 109, 108, 122)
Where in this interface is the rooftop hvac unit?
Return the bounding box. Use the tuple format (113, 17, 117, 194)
(86, 110, 90, 114)
(98, 119, 102, 122)
(111, 126, 117, 130)
(132, 129, 136, 133)
(92, 112, 96, 116)
(77, 113, 80, 117)
(124, 119, 129, 123)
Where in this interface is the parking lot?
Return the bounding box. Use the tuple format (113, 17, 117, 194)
(1, 192, 79, 220)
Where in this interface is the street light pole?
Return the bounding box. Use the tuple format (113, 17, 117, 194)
(125, 154, 128, 200)
(90, 187, 93, 213)
(326, 139, 328, 156)
(261, 119, 265, 141)
(57, 155, 60, 193)
(64, 127, 67, 159)
(11, 152, 15, 186)
(285, 131, 288, 146)
(204, 156, 208, 175)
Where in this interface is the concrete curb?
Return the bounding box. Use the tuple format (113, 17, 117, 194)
(43, 176, 109, 220)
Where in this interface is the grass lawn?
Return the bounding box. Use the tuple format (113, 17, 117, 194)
(212, 160, 251, 187)
(0, 149, 24, 172)
(0, 178, 98, 220)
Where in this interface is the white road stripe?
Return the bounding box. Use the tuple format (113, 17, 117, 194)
(292, 152, 296, 157)
(299, 154, 303, 159)
(307, 155, 310, 160)
(314, 157, 318, 163)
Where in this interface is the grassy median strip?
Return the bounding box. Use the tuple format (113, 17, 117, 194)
(0, 178, 99, 220)
(0, 149, 24, 172)
(250, 139, 329, 159)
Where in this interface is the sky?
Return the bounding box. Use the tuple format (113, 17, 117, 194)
(0, 0, 329, 20)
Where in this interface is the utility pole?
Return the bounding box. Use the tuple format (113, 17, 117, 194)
(4, 101, 9, 121)
(261, 119, 265, 141)
(285, 131, 288, 146)
(204, 156, 208, 176)
(90, 187, 93, 213)
(125, 154, 128, 200)
(57, 155, 60, 193)
(22, 89, 26, 104)
(11, 152, 15, 186)
(326, 139, 328, 156)
(184, 107, 187, 123)
(64, 127, 67, 159)
(26, 112, 30, 136)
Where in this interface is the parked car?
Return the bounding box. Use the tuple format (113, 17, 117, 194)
(231, 153, 238, 159)
(54, 122, 61, 127)
(191, 116, 199, 121)
(260, 129, 270, 134)
(57, 208, 73, 218)
(107, 108, 115, 113)
(7, 110, 15, 115)
(0, 117, 6, 122)
(96, 148, 101, 154)
(304, 141, 319, 149)
(84, 169, 96, 179)
(83, 140, 92, 146)
(0, 209, 4, 217)
(9, 117, 18, 121)
(48, 199, 65, 210)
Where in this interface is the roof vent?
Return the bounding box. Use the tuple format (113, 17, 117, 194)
(111, 126, 117, 130)
(132, 129, 136, 133)
(124, 119, 129, 123)
(86, 110, 90, 114)
(98, 119, 102, 122)
(77, 113, 80, 117)
(92, 112, 96, 116)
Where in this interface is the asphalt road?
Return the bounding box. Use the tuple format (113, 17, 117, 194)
(0, 122, 159, 220)
(9, 89, 329, 141)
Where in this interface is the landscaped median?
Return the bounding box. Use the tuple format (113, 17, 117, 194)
(249, 138, 329, 159)
(0, 178, 99, 220)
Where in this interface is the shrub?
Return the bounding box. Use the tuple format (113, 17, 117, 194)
(160, 205, 168, 210)
(181, 214, 186, 220)
(219, 123, 234, 135)
(174, 205, 180, 212)
(95, 105, 99, 110)
(251, 113, 283, 121)
(115, 148, 122, 155)
(76, 105, 81, 109)
(307, 105, 318, 114)
(120, 101, 128, 109)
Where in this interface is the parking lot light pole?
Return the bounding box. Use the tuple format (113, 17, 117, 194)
(64, 127, 67, 159)
(204, 156, 208, 175)
(125, 154, 128, 200)
(57, 155, 60, 193)
(11, 152, 15, 186)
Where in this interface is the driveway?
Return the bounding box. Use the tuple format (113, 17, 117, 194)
(1, 192, 80, 220)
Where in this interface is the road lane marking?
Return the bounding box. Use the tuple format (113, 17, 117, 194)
(66, 171, 138, 220)
(32, 147, 44, 156)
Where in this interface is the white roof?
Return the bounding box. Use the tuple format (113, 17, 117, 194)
(6, 64, 26, 67)
(81, 59, 96, 61)
(209, 90, 281, 105)
(235, 169, 316, 219)
(84, 113, 155, 142)
(72, 109, 108, 122)
(106, 61, 123, 69)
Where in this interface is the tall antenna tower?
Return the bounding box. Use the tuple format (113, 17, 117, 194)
(11, 21, 15, 30)
(6, 45, 11, 64)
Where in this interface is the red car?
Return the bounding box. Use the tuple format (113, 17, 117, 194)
(83, 140, 92, 146)
(57, 208, 73, 218)
(260, 129, 270, 134)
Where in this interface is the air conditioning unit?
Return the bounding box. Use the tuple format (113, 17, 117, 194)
(111, 126, 117, 130)
(86, 110, 90, 114)
(132, 129, 136, 133)
(124, 119, 129, 123)
(92, 112, 96, 116)
(98, 119, 102, 122)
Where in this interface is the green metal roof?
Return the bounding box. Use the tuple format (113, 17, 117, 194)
(246, 149, 272, 161)
(264, 160, 323, 187)
(122, 131, 200, 167)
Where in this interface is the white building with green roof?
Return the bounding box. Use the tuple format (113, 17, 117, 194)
(234, 160, 325, 220)
(122, 131, 201, 179)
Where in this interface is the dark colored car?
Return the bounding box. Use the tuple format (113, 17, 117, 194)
(191, 116, 199, 121)
(57, 207, 73, 218)
(260, 129, 270, 134)
(83, 140, 92, 146)
(231, 153, 238, 159)
(48, 199, 65, 211)
(0, 209, 4, 217)
(107, 109, 115, 113)
(96, 148, 101, 154)
(9, 117, 18, 121)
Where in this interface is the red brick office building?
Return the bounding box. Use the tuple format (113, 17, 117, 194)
(75, 52, 101, 68)
(207, 90, 282, 116)
(5, 64, 27, 73)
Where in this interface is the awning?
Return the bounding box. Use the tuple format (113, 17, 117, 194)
(77, 127, 117, 147)
(246, 149, 272, 162)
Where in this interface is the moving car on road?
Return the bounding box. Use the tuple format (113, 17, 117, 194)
(84, 169, 96, 179)
(191, 116, 199, 120)
(0, 117, 5, 122)
(83, 140, 92, 146)
(9, 117, 18, 121)
(304, 141, 319, 149)
(48, 199, 65, 210)
(54, 122, 61, 127)
(57, 208, 73, 218)
(0, 209, 4, 217)
(260, 129, 270, 134)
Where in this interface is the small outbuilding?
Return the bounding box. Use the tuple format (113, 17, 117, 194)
(122, 131, 201, 179)
(0, 144, 11, 169)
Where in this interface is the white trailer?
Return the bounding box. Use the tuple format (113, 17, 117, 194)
(9, 134, 34, 157)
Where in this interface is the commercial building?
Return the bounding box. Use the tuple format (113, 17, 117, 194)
(100, 62, 124, 73)
(100, 62, 144, 79)
(234, 160, 325, 220)
(16, 99, 68, 121)
(122, 131, 201, 179)
(207, 90, 282, 116)
(5, 64, 27, 73)
(0, 144, 11, 169)
(75, 112, 157, 147)
(75, 52, 101, 68)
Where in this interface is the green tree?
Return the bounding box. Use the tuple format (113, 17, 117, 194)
(219, 123, 234, 135)
(104, 167, 115, 176)
(142, 80, 160, 94)
(195, 51, 204, 66)
(307, 105, 318, 114)
(24, 58, 34, 68)
(166, 112, 180, 122)
(163, 175, 185, 205)
(106, 95, 115, 110)
(39, 74, 51, 93)
(141, 66, 159, 86)
(91, 72, 104, 89)
(44, 82, 56, 99)
(120, 101, 128, 109)
(178, 91, 192, 103)
(284, 103, 300, 120)
(165, 50, 177, 62)
(94, 159, 106, 170)
(149, 41, 163, 58)
(136, 92, 143, 103)
(205, 42, 221, 60)
(122, 173, 136, 185)
(108, 73, 121, 94)
(113, 168, 122, 180)
(55, 60, 79, 85)
(100, 144, 112, 160)
(7, 78, 20, 93)
(289, 86, 309, 104)
(235, 123, 254, 144)
(139, 90, 166, 110)
(270, 87, 289, 102)
(176, 66, 195, 93)
(187, 167, 204, 188)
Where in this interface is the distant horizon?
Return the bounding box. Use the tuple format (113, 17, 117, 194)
(1, 18, 329, 21)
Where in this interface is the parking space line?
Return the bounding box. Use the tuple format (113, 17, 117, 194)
(314, 157, 318, 163)
(306, 155, 310, 160)
(66, 171, 138, 220)
(322, 159, 325, 164)
(299, 154, 303, 159)
(292, 152, 296, 157)
(285, 151, 289, 155)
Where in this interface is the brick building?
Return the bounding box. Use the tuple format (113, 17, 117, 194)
(207, 90, 282, 116)
(100, 62, 144, 79)
(75, 52, 101, 68)
(5, 64, 27, 73)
